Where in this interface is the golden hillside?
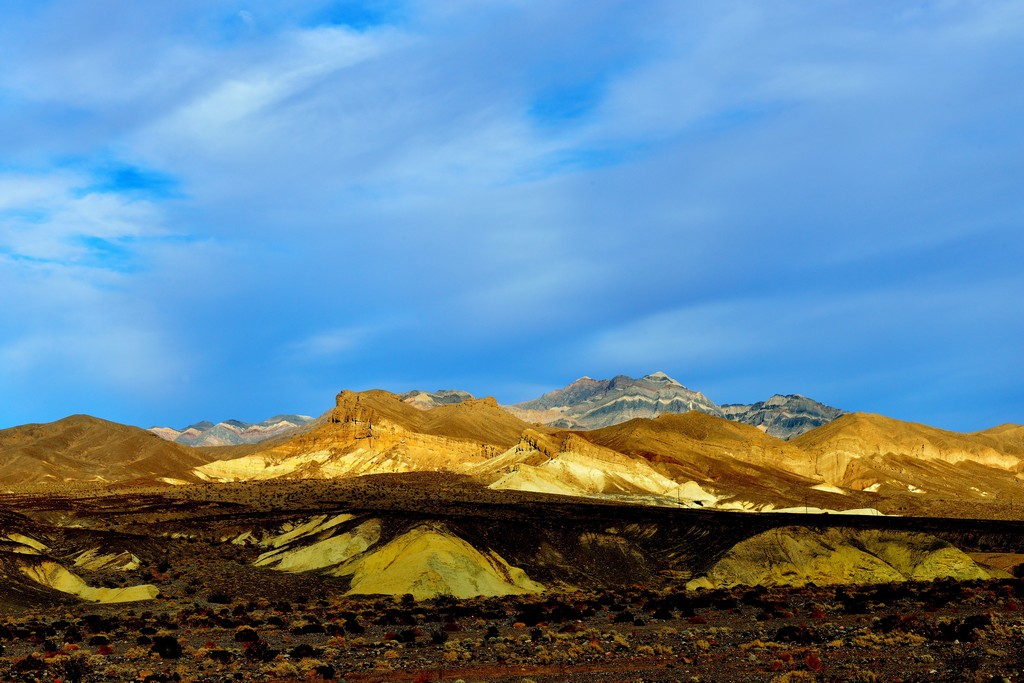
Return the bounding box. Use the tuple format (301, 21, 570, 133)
(0, 415, 213, 485)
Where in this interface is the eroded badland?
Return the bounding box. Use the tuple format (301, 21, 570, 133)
(2, 378, 1024, 681)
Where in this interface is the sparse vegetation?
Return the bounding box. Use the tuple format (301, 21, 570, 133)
(2, 479, 1024, 680)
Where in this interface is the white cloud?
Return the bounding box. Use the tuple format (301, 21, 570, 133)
(287, 326, 369, 360)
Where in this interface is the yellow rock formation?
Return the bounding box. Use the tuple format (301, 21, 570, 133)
(21, 561, 158, 603)
(337, 524, 545, 600)
(255, 519, 381, 572)
(687, 527, 991, 590)
(73, 548, 141, 571)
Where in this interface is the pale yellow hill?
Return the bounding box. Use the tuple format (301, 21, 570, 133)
(246, 515, 545, 600)
(338, 524, 545, 600)
(3, 532, 157, 604)
(478, 431, 683, 499)
(21, 560, 159, 603)
(687, 527, 994, 590)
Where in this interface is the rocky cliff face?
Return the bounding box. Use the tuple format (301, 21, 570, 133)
(194, 390, 518, 483)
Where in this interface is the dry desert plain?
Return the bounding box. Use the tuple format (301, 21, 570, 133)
(1, 476, 1024, 682)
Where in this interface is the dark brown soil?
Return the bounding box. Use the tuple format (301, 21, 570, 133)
(2, 476, 1024, 681)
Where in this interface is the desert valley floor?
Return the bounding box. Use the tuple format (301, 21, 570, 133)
(2, 476, 1024, 682)
(2, 381, 1024, 681)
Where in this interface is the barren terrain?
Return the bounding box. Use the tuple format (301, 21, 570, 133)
(2, 476, 1024, 681)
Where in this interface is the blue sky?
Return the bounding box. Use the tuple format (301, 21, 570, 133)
(1, 1, 1022, 432)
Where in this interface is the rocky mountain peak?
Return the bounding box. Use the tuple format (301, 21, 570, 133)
(642, 371, 681, 385)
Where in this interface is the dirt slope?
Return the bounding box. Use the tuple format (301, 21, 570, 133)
(0, 415, 213, 485)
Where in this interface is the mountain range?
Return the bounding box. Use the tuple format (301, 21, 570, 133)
(504, 372, 843, 438)
(151, 373, 842, 446)
(177, 387, 1022, 518)
(4, 376, 1021, 519)
(150, 414, 314, 447)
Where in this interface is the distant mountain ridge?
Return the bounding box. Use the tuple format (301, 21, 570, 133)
(721, 394, 846, 440)
(5, 389, 1023, 521)
(399, 389, 475, 410)
(504, 372, 844, 439)
(150, 414, 314, 447)
(151, 373, 840, 446)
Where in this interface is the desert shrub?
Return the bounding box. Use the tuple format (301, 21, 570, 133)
(945, 644, 982, 680)
(774, 624, 825, 644)
(141, 672, 181, 683)
(312, 663, 337, 679)
(933, 614, 993, 643)
(840, 666, 879, 682)
(289, 643, 324, 659)
(263, 661, 300, 679)
(396, 627, 420, 643)
(207, 590, 232, 604)
(292, 619, 326, 635)
(514, 603, 546, 627)
(651, 605, 674, 620)
(207, 648, 234, 664)
(13, 654, 46, 672)
(243, 638, 280, 662)
(380, 608, 417, 626)
(771, 672, 817, 683)
(234, 626, 260, 642)
(51, 653, 92, 683)
(151, 634, 183, 659)
(78, 614, 115, 633)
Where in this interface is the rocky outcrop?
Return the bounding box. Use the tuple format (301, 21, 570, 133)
(507, 373, 723, 430)
(246, 515, 544, 600)
(400, 389, 474, 410)
(339, 524, 545, 600)
(21, 560, 159, 603)
(721, 394, 845, 439)
(687, 527, 996, 590)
